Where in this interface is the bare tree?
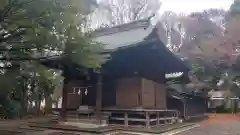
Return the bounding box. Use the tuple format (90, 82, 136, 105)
(184, 15, 240, 67)
(156, 9, 226, 53)
(88, 0, 161, 29)
(158, 11, 185, 52)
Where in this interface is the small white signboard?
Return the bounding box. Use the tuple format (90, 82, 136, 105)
(165, 72, 184, 79)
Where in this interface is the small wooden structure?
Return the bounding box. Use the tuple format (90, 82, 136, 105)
(167, 88, 207, 120)
(208, 90, 239, 113)
(41, 17, 191, 128)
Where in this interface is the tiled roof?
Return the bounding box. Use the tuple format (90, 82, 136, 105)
(91, 18, 152, 37)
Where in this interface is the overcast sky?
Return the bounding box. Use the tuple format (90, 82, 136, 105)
(160, 0, 234, 14)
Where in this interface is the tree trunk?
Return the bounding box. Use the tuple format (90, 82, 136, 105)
(20, 81, 28, 118)
(36, 94, 41, 116)
(36, 101, 40, 116)
(96, 73, 103, 124)
(61, 77, 69, 120)
(34, 100, 38, 116)
(45, 95, 52, 115)
(56, 99, 59, 108)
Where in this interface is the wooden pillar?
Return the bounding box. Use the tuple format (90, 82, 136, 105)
(96, 73, 103, 124)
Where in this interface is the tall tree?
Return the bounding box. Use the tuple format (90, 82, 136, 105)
(0, 0, 103, 68)
(0, 0, 105, 117)
(230, 0, 240, 17)
(184, 7, 240, 93)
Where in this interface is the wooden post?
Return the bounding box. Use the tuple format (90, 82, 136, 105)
(164, 116, 167, 125)
(205, 98, 208, 114)
(156, 112, 159, 125)
(124, 112, 128, 127)
(237, 99, 239, 113)
(96, 73, 103, 124)
(231, 99, 235, 114)
(233, 99, 238, 114)
(146, 112, 150, 128)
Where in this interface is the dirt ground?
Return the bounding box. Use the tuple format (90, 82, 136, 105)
(177, 114, 240, 135)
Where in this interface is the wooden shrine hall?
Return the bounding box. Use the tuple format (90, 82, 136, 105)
(41, 17, 192, 128)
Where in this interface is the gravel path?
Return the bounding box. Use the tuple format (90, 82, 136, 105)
(178, 115, 240, 135)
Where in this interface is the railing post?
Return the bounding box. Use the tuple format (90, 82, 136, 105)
(164, 111, 167, 125)
(124, 112, 128, 127)
(157, 112, 159, 125)
(171, 111, 175, 124)
(146, 112, 150, 128)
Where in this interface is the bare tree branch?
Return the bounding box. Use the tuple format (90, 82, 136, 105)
(88, 0, 161, 29)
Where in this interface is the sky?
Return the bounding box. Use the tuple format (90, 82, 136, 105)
(97, 0, 234, 14)
(160, 0, 234, 14)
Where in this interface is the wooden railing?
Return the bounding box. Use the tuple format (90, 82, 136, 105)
(103, 108, 180, 128)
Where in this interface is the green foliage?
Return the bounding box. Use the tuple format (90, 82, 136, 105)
(0, 0, 103, 118)
(191, 63, 202, 74)
(0, 70, 22, 118)
(188, 57, 223, 89)
(0, 0, 104, 68)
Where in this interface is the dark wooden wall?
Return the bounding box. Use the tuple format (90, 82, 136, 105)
(116, 77, 142, 107)
(167, 97, 184, 117)
(155, 83, 167, 109)
(102, 77, 116, 106)
(115, 77, 167, 109)
(185, 97, 207, 117)
(65, 77, 169, 110)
